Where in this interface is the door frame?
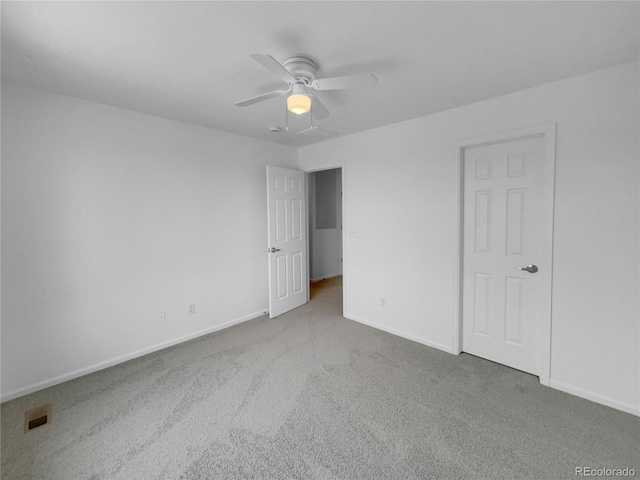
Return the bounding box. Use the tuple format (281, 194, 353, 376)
(303, 164, 346, 313)
(452, 123, 557, 386)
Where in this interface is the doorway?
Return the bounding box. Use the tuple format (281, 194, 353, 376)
(307, 168, 343, 301)
(454, 124, 556, 385)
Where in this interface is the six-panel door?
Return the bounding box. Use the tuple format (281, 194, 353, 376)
(462, 136, 545, 375)
(267, 166, 308, 318)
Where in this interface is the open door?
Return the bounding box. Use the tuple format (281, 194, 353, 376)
(267, 166, 308, 318)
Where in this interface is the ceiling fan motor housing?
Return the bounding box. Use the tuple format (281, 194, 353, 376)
(282, 56, 317, 84)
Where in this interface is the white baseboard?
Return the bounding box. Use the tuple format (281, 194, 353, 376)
(549, 379, 640, 417)
(1, 309, 267, 403)
(343, 313, 455, 354)
(344, 314, 639, 417)
(310, 273, 342, 282)
(7, 309, 636, 418)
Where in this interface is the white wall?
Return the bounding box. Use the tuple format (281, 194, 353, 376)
(299, 62, 640, 415)
(1, 83, 298, 400)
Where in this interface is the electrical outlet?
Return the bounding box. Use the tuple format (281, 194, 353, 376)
(380, 297, 386, 308)
(188, 303, 196, 315)
(158, 310, 166, 323)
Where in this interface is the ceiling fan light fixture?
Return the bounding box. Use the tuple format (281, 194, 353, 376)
(287, 93, 311, 115)
(236, 53, 376, 120)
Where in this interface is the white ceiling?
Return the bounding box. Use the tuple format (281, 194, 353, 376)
(2, 1, 638, 148)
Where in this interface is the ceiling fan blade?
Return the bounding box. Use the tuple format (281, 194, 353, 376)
(250, 54, 297, 84)
(308, 93, 330, 119)
(235, 89, 288, 107)
(311, 73, 377, 91)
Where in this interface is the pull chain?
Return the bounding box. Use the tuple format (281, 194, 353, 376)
(284, 101, 289, 131)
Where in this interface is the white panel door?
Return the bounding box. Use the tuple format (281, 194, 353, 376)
(462, 136, 545, 375)
(267, 166, 308, 318)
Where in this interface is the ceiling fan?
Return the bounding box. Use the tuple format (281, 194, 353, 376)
(235, 54, 377, 119)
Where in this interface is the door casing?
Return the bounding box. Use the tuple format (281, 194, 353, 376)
(453, 124, 557, 386)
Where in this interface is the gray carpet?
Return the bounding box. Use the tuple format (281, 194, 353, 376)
(2, 276, 638, 479)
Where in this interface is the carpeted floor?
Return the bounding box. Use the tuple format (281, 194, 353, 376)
(2, 276, 638, 479)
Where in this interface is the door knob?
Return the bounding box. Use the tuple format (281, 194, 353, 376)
(269, 247, 281, 253)
(518, 264, 538, 274)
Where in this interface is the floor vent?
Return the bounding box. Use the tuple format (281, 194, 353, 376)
(24, 404, 52, 433)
